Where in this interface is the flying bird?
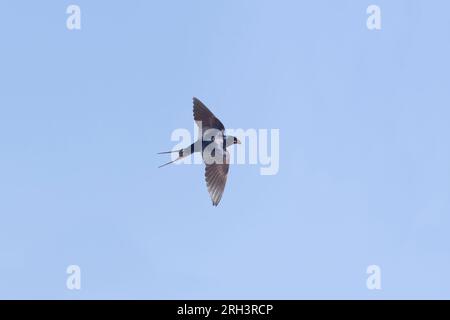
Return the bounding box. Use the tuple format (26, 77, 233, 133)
(158, 97, 241, 206)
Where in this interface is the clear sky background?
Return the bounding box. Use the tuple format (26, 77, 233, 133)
(0, 0, 449, 299)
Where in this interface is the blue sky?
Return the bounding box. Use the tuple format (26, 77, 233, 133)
(0, 0, 449, 299)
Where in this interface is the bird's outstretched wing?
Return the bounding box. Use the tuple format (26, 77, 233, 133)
(194, 97, 230, 206)
(204, 151, 230, 206)
(193, 97, 225, 135)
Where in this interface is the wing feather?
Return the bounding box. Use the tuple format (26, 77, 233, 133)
(193, 97, 225, 135)
(204, 152, 230, 206)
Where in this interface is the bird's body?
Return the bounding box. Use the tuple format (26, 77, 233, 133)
(158, 97, 240, 206)
(174, 137, 235, 159)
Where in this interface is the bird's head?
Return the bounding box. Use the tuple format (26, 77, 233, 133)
(225, 135, 241, 148)
(232, 136, 241, 145)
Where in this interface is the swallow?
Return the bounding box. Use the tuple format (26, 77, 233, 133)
(158, 97, 241, 206)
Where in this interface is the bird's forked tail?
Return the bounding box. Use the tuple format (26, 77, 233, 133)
(157, 149, 183, 168)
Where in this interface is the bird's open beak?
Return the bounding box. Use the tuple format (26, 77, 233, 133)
(237, 139, 241, 144)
